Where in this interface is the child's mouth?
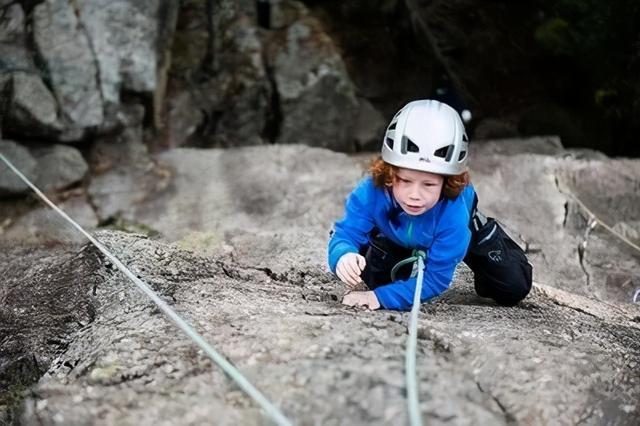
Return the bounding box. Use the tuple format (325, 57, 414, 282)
(404, 204, 424, 212)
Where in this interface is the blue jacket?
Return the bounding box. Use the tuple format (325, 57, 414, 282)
(328, 176, 475, 310)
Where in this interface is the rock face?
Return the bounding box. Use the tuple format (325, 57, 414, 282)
(2, 230, 639, 425)
(81, 141, 640, 306)
(75, 0, 166, 104)
(1, 0, 178, 143)
(469, 138, 640, 304)
(0, 242, 100, 424)
(7, 73, 61, 136)
(1, 0, 376, 151)
(2, 141, 640, 423)
(210, 0, 271, 147)
(32, 0, 104, 130)
(87, 145, 359, 268)
(163, 0, 366, 151)
(266, 14, 360, 150)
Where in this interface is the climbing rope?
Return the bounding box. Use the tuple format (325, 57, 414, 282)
(0, 153, 293, 426)
(563, 190, 640, 303)
(392, 249, 427, 426)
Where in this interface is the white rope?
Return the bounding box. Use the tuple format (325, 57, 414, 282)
(0, 153, 293, 426)
(406, 255, 425, 426)
(566, 190, 640, 255)
(564, 190, 640, 303)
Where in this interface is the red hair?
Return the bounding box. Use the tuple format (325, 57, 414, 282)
(368, 156, 470, 199)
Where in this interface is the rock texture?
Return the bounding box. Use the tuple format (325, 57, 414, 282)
(3, 230, 639, 425)
(266, 14, 359, 150)
(32, 0, 104, 130)
(81, 141, 640, 305)
(75, 0, 168, 104)
(7, 73, 61, 136)
(31, 145, 88, 192)
(1, 0, 376, 151)
(469, 137, 640, 304)
(0, 242, 100, 424)
(0, 139, 37, 194)
(2, 140, 639, 424)
(0, 140, 87, 195)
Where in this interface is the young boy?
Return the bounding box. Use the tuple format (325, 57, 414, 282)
(327, 99, 531, 310)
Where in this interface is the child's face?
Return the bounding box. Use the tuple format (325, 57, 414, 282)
(390, 168, 444, 216)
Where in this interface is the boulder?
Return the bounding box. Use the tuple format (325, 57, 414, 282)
(266, 15, 359, 151)
(1, 194, 98, 244)
(74, 0, 178, 104)
(31, 144, 88, 192)
(32, 0, 103, 130)
(6, 72, 61, 136)
(0, 139, 37, 195)
(0, 0, 25, 43)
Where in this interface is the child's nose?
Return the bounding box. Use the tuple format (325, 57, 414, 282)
(409, 185, 421, 199)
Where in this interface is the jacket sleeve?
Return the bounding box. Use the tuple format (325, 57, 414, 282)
(327, 178, 377, 273)
(373, 218, 471, 311)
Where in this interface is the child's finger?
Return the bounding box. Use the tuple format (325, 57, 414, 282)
(345, 261, 362, 282)
(356, 254, 366, 271)
(336, 265, 349, 284)
(337, 264, 358, 286)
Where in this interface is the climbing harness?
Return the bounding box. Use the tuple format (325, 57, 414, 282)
(392, 249, 427, 426)
(0, 153, 292, 426)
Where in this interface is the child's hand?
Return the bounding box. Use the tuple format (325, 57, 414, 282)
(336, 253, 366, 288)
(342, 291, 380, 310)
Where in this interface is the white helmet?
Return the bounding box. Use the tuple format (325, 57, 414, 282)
(381, 99, 469, 175)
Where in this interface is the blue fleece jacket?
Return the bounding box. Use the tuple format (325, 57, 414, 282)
(328, 176, 475, 310)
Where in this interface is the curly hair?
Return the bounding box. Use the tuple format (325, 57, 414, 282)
(368, 156, 470, 199)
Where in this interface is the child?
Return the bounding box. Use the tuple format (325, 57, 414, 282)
(327, 99, 531, 310)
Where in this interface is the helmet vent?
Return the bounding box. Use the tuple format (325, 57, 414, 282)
(434, 147, 448, 158)
(388, 122, 397, 131)
(385, 137, 394, 149)
(434, 145, 454, 160)
(458, 150, 467, 161)
(406, 139, 420, 153)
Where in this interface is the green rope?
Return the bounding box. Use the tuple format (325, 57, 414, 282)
(391, 249, 427, 426)
(391, 249, 426, 282)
